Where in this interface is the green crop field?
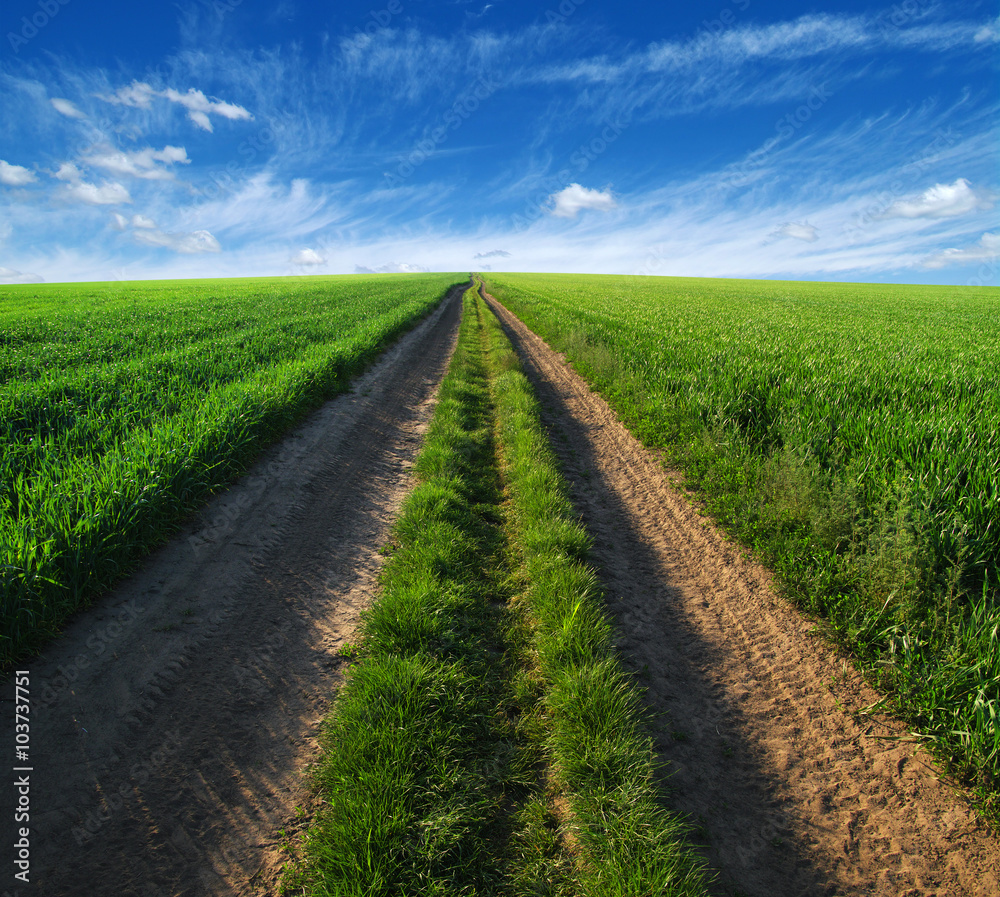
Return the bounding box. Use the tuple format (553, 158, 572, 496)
(482, 272, 1000, 809)
(0, 273, 463, 667)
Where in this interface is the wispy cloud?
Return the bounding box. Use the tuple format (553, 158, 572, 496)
(99, 81, 252, 131)
(50, 97, 86, 119)
(973, 17, 1000, 44)
(101, 80, 158, 108)
(922, 232, 999, 269)
(772, 222, 820, 243)
(181, 172, 344, 241)
(354, 262, 429, 273)
(474, 249, 511, 259)
(541, 13, 996, 84)
(83, 145, 191, 181)
(133, 227, 221, 253)
(0, 265, 44, 284)
(525, 11, 998, 125)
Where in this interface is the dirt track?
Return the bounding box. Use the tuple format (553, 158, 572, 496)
(1, 284, 464, 896)
(481, 287, 999, 897)
(6, 283, 998, 896)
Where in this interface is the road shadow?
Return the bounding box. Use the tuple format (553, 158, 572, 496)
(486, 293, 845, 897)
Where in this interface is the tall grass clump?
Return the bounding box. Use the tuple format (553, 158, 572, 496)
(482, 272, 1000, 816)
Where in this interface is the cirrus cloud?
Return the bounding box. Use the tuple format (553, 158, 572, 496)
(354, 262, 428, 273)
(134, 228, 221, 254)
(50, 98, 87, 119)
(773, 222, 820, 242)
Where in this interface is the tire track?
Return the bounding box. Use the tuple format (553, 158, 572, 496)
(1, 283, 465, 896)
(481, 287, 999, 897)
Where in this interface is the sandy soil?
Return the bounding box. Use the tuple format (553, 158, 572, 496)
(481, 287, 999, 897)
(1, 284, 464, 897)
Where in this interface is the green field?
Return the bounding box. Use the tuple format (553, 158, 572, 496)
(0, 273, 463, 666)
(482, 272, 1000, 808)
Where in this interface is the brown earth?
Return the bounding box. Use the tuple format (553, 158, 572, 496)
(1, 283, 464, 897)
(480, 286, 1000, 897)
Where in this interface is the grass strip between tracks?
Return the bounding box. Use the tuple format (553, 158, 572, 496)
(288, 286, 710, 895)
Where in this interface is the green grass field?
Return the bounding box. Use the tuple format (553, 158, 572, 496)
(482, 272, 1000, 812)
(0, 273, 463, 667)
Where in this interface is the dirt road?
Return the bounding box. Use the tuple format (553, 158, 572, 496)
(481, 287, 999, 897)
(1, 284, 464, 896)
(7, 280, 997, 897)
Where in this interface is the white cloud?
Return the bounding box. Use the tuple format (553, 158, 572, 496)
(354, 262, 428, 273)
(0, 160, 36, 186)
(290, 248, 326, 265)
(132, 214, 157, 229)
(111, 213, 129, 230)
(162, 87, 253, 132)
(54, 162, 82, 182)
(644, 14, 870, 72)
(773, 222, 819, 242)
(98, 81, 252, 132)
(880, 178, 993, 219)
(101, 81, 157, 108)
(0, 266, 44, 284)
(183, 173, 344, 242)
(63, 180, 132, 205)
(474, 249, 512, 258)
(134, 228, 222, 254)
(549, 183, 617, 218)
(50, 98, 86, 119)
(543, 13, 995, 87)
(83, 145, 191, 180)
(922, 232, 1000, 269)
(524, 12, 996, 125)
(975, 18, 1000, 43)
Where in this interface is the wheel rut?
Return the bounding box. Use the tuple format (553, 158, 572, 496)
(481, 287, 999, 897)
(1, 284, 465, 896)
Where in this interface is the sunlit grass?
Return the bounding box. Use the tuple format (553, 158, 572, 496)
(0, 273, 463, 666)
(483, 271, 1000, 817)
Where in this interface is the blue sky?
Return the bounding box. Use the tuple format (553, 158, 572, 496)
(0, 0, 997, 285)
